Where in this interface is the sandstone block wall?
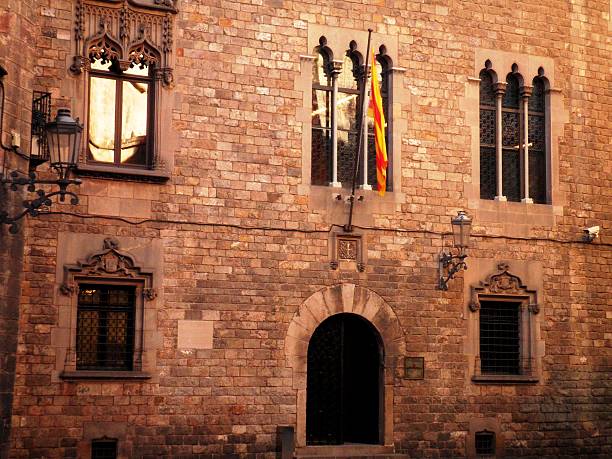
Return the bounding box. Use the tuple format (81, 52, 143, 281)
(4, 0, 611, 457)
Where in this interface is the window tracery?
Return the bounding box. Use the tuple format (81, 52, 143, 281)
(311, 37, 392, 191)
(479, 61, 549, 204)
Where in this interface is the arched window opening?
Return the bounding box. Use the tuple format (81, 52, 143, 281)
(306, 313, 382, 445)
(311, 38, 392, 190)
(311, 50, 333, 186)
(479, 69, 496, 200)
(502, 72, 522, 202)
(528, 77, 547, 204)
(479, 63, 549, 203)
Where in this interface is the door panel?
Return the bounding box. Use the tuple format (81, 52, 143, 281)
(306, 313, 381, 445)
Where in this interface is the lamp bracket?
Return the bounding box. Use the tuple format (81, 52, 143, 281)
(438, 248, 468, 290)
(1, 170, 81, 234)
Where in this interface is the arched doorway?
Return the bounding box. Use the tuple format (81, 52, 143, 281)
(306, 313, 382, 445)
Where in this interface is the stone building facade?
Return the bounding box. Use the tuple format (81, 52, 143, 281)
(0, 0, 610, 458)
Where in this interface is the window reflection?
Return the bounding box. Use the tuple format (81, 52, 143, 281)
(88, 76, 116, 163)
(87, 59, 151, 166)
(121, 80, 148, 164)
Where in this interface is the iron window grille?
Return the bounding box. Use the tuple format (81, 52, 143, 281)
(479, 62, 548, 203)
(76, 284, 136, 371)
(91, 438, 118, 459)
(479, 301, 520, 375)
(475, 431, 495, 456)
(30, 91, 51, 167)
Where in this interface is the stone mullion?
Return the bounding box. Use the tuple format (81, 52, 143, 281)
(494, 82, 507, 201)
(521, 85, 533, 203)
(329, 60, 343, 188)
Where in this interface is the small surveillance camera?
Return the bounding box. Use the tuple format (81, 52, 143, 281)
(583, 226, 600, 242)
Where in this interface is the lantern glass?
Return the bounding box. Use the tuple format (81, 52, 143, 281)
(45, 109, 82, 179)
(451, 211, 471, 249)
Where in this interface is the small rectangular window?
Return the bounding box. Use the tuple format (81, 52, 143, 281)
(77, 284, 136, 371)
(479, 301, 520, 375)
(91, 439, 117, 459)
(475, 431, 495, 456)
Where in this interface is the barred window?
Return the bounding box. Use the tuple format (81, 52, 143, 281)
(91, 438, 118, 459)
(475, 431, 495, 456)
(311, 37, 391, 191)
(479, 62, 549, 203)
(77, 284, 136, 371)
(479, 301, 520, 375)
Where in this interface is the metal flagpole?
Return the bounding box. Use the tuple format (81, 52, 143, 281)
(344, 28, 373, 233)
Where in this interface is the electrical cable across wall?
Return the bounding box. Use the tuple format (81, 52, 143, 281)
(36, 211, 610, 247)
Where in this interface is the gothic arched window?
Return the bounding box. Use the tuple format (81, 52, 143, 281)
(479, 63, 549, 203)
(311, 38, 392, 190)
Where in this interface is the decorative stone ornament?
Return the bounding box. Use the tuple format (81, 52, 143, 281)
(329, 232, 366, 272)
(60, 237, 156, 298)
(469, 262, 540, 314)
(70, 0, 177, 86)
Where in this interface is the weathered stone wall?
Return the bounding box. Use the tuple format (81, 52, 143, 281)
(6, 0, 612, 457)
(0, 0, 36, 457)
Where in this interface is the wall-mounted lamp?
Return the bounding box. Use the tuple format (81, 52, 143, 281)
(1, 66, 82, 233)
(438, 211, 472, 290)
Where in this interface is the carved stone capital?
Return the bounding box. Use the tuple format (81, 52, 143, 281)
(520, 85, 533, 98)
(529, 303, 540, 314)
(60, 282, 77, 296)
(143, 288, 158, 301)
(69, 55, 86, 75)
(328, 59, 343, 75)
(469, 301, 480, 312)
(494, 82, 507, 97)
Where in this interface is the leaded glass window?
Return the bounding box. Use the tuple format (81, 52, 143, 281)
(77, 284, 136, 371)
(479, 70, 496, 200)
(529, 77, 547, 204)
(502, 73, 521, 202)
(478, 64, 549, 203)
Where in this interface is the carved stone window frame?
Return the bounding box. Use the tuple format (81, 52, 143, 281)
(296, 25, 407, 225)
(461, 49, 568, 236)
(58, 237, 157, 380)
(70, 0, 178, 181)
(469, 262, 541, 384)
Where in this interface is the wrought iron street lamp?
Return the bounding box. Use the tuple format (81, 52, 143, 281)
(438, 211, 472, 290)
(1, 101, 82, 233)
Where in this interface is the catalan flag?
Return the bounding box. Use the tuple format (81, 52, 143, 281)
(368, 50, 387, 196)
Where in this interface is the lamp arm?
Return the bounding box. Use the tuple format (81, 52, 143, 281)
(438, 250, 468, 290)
(0, 179, 80, 234)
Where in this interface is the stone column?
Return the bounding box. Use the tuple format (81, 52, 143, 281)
(494, 82, 507, 201)
(521, 85, 533, 203)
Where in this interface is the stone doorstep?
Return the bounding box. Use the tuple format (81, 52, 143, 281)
(296, 456, 410, 459)
(295, 444, 401, 458)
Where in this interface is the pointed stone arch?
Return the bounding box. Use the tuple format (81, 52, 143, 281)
(285, 283, 405, 447)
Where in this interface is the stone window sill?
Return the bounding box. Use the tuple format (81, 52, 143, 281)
(472, 374, 539, 384)
(60, 370, 152, 381)
(76, 163, 170, 183)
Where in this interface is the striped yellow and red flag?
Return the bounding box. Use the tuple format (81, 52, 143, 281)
(368, 50, 387, 196)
